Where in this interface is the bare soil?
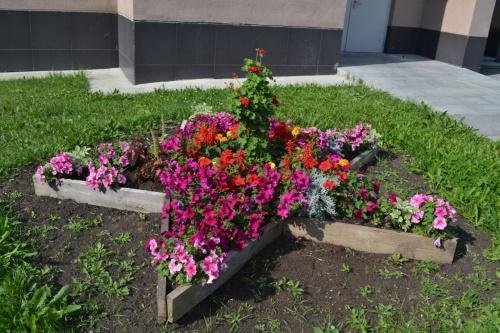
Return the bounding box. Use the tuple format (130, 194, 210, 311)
(0, 153, 496, 332)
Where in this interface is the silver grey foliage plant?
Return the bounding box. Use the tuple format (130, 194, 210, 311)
(304, 169, 338, 220)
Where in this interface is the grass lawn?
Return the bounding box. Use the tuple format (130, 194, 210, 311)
(0, 74, 498, 331)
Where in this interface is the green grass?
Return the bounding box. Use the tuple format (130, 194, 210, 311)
(0, 199, 80, 332)
(0, 74, 498, 246)
(0, 73, 499, 331)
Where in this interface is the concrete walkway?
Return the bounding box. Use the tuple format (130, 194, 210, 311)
(0, 67, 346, 94)
(338, 53, 500, 140)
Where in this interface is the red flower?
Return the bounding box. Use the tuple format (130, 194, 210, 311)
(249, 65, 261, 74)
(231, 72, 238, 79)
(338, 171, 348, 183)
(247, 173, 260, 186)
(318, 160, 332, 172)
(219, 149, 235, 168)
(234, 149, 246, 169)
(198, 157, 212, 167)
(323, 180, 336, 191)
(239, 96, 250, 107)
(232, 175, 245, 187)
(272, 96, 281, 107)
(256, 48, 266, 57)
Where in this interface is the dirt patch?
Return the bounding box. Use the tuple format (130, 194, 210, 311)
(0, 154, 497, 332)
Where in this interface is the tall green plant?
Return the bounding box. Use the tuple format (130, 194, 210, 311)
(228, 48, 280, 137)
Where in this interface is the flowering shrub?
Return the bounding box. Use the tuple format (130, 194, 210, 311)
(229, 48, 279, 137)
(35, 140, 143, 190)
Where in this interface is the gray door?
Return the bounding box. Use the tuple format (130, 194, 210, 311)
(342, 0, 392, 52)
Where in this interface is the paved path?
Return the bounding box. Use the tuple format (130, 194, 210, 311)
(0, 67, 346, 94)
(339, 53, 500, 140)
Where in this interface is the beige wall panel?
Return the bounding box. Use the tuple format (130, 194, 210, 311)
(390, 0, 425, 27)
(117, 0, 133, 20)
(133, 0, 347, 29)
(0, 0, 116, 13)
(468, 0, 496, 37)
(440, 0, 476, 35)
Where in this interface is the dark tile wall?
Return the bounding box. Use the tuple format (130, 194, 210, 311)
(485, 28, 500, 58)
(125, 17, 341, 84)
(384, 26, 486, 70)
(384, 26, 419, 54)
(0, 10, 118, 72)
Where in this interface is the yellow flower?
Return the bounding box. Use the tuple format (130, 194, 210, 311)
(291, 126, 301, 137)
(215, 134, 228, 143)
(226, 130, 234, 138)
(268, 162, 276, 169)
(339, 159, 350, 167)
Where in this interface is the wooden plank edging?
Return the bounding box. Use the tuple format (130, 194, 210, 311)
(157, 198, 170, 324)
(284, 218, 457, 264)
(165, 221, 283, 322)
(351, 146, 379, 170)
(32, 175, 165, 213)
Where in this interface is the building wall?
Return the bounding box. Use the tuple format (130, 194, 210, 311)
(119, 0, 347, 84)
(386, 0, 496, 71)
(0, 0, 116, 13)
(0, 0, 347, 84)
(0, 1, 117, 72)
(133, 0, 345, 29)
(485, 1, 500, 58)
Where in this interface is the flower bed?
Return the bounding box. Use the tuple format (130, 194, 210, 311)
(33, 50, 460, 322)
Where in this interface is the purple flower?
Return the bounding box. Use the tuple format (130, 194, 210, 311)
(411, 210, 424, 224)
(433, 238, 442, 248)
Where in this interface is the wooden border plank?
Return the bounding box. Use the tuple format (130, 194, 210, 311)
(284, 218, 457, 264)
(157, 198, 170, 324)
(32, 175, 165, 213)
(166, 221, 283, 322)
(351, 147, 379, 170)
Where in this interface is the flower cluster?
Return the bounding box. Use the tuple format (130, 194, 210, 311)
(147, 140, 281, 283)
(343, 124, 381, 152)
(35, 152, 74, 184)
(35, 140, 144, 190)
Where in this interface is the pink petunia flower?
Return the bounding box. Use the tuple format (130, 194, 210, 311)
(434, 206, 447, 218)
(411, 210, 424, 224)
(432, 217, 447, 230)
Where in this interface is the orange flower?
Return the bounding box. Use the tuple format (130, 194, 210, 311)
(338, 159, 351, 170)
(193, 122, 217, 147)
(301, 142, 318, 169)
(282, 156, 291, 169)
(198, 156, 212, 167)
(218, 149, 234, 168)
(323, 180, 337, 191)
(318, 160, 332, 172)
(285, 140, 296, 155)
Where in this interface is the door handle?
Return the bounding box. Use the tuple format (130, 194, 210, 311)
(352, 0, 361, 9)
